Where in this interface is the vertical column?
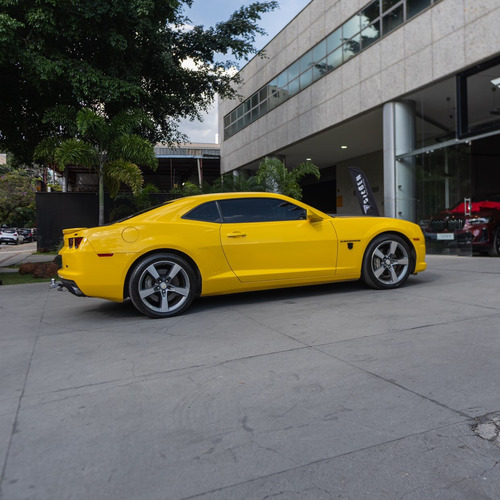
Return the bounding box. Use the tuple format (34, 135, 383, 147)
(383, 101, 416, 221)
(197, 158, 203, 188)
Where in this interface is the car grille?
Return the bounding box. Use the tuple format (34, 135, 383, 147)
(429, 219, 464, 231)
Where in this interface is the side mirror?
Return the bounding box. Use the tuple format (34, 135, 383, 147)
(307, 210, 323, 222)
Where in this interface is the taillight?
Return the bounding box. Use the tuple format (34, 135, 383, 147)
(68, 237, 84, 249)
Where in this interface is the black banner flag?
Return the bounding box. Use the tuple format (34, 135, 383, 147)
(348, 167, 380, 216)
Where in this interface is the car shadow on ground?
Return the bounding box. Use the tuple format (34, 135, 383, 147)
(88, 277, 427, 320)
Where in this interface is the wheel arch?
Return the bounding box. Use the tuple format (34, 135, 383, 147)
(363, 230, 417, 274)
(123, 249, 202, 300)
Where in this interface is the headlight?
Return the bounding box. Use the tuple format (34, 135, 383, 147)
(468, 217, 491, 225)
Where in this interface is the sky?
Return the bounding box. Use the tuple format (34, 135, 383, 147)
(177, 0, 311, 144)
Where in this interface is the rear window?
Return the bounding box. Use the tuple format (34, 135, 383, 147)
(183, 201, 222, 223)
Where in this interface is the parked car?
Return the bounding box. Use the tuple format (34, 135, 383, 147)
(0, 228, 24, 245)
(57, 192, 427, 318)
(422, 195, 500, 256)
(18, 228, 37, 243)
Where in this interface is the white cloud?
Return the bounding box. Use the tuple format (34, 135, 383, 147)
(178, 101, 219, 144)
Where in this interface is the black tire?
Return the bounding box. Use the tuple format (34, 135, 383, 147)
(488, 227, 500, 257)
(362, 234, 412, 290)
(129, 253, 196, 318)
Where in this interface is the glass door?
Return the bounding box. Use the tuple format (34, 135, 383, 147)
(415, 144, 472, 255)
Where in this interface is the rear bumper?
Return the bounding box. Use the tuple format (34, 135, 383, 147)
(59, 278, 87, 297)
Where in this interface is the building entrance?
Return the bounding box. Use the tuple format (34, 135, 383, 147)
(413, 135, 500, 256)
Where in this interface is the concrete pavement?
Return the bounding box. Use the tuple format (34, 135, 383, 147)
(0, 242, 54, 271)
(0, 255, 500, 499)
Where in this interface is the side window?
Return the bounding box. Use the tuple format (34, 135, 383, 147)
(218, 198, 306, 223)
(183, 201, 221, 223)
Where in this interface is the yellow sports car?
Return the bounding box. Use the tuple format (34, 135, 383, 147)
(58, 192, 426, 318)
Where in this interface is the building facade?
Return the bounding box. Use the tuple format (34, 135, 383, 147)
(219, 0, 500, 254)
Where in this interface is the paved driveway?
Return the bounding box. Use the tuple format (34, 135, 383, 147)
(1, 255, 500, 499)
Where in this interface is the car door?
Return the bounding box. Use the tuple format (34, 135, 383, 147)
(218, 197, 338, 282)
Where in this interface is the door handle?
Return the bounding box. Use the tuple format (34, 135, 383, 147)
(226, 232, 246, 238)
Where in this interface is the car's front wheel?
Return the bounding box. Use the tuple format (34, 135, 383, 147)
(129, 253, 196, 318)
(488, 227, 500, 257)
(362, 234, 412, 289)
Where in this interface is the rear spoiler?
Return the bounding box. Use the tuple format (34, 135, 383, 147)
(62, 228, 87, 235)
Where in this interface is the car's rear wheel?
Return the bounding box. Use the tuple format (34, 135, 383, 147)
(362, 234, 412, 289)
(129, 253, 196, 318)
(488, 227, 500, 257)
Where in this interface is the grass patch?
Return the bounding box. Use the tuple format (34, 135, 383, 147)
(0, 271, 56, 285)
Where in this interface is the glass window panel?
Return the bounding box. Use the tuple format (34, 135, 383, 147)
(259, 87, 268, 101)
(343, 34, 361, 61)
(268, 80, 279, 97)
(243, 100, 251, 113)
(382, 4, 404, 34)
(300, 68, 313, 90)
(251, 94, 259, 108)
(230, 110, 237, 123)
(381, 0, 401, 12)
(274, 88, 287, 106)
(183, 202, 221, 223)
(361, 21, 380, 49)
(268, 94, 278, 110)
(259, 100, 268, 114)
(236, 106, 243, 119)
(313, 40, 326, 63)
(224, 115, 230, 127)
(288, 61, 300, 82)
(327, 29, 342, 52)
(299, 50, 313, 73)
(277, 71, 288, 88)
(407, 0, 431, 19)
(327, 47, 343, 70)
(219, 198, 306, 223)
(288, 78, 300, 96)
(361, 1, 380, 27)
(251, 107, 259, 121)
(312, 57, 328, 81)
(343, 15, 361, 39)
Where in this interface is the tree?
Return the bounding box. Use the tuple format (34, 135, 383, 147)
(44, 108, 158, 226)
(0, 0, 278, 163)
(256, 157, 320, 200)
(209, 172, 264, 193)
(0, 169, 36, 224)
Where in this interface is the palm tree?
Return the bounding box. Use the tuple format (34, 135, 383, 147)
(256, 157, 320, 200)
(52, 108, 158, 225)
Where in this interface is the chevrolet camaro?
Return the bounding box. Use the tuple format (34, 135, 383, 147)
(57, 192, 427, 318)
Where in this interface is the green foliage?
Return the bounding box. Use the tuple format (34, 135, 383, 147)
(6, 206, 36, 228)
(0, 169, 37, 224)
(170, 181, 203, 197)
(0, 272, 53, 286)
(0, 0, 278, 163)
(42, 107, 158, 225)
(168, 161, 320, 201)
(109, 183, 162, 222)
(209, 173, 264, 193)
(256, 157, 320, 200)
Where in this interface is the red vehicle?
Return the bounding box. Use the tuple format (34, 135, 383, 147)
(423, 196, 500, 256)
